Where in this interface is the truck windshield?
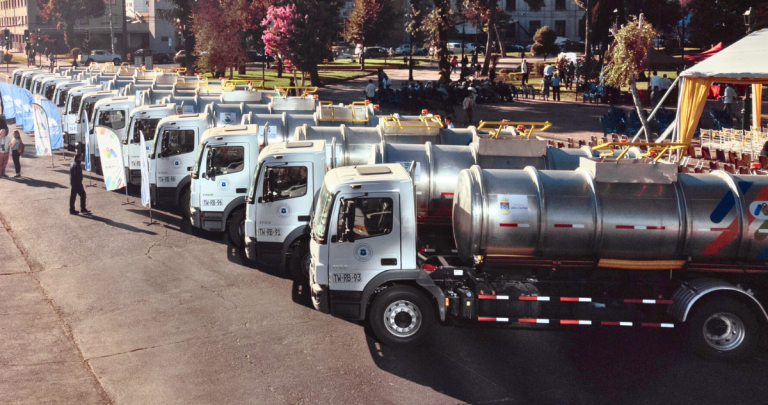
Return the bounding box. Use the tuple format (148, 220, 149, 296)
(97, 109, 126, 130)
(44, 84, 56, 100)
(57, 89, 70, 107)
(312, 184, 334, 244)
(69, 95, 82, 114)
(131, 118, 160, 143)
(191, 144, 205, 179)
(246, 162, 261, 203)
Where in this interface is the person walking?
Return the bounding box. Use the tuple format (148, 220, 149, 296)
(0, 124, 9, 178)
(723, 84, 740, 125)
(69, 154, 90, 215)
(551, 74, 561, 101)
(365, 79, 376, 102)
(450, 56, 458, 73)
(461, 54, 469, 70)
(520, 58, 529, 84)
(462, 92, 475, 125)
(471, 51, 478, 67)
(9, 130, 23, 177)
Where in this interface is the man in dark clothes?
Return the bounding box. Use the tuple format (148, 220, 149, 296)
(69, 154, 90, 215)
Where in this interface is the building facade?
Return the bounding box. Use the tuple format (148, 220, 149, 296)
(501, 0, 585, 43)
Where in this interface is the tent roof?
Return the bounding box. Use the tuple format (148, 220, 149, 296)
(645, 48, 686, 71)
(684, 42, 722, 62)
(681, 29, 768, 80)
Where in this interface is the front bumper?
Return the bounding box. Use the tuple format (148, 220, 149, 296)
(311, 282, 329, 313)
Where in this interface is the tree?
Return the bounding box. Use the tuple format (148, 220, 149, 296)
(345, 0, 402, 70)
(192, 0, 252, 79)
(157, 0, 199, 75)
(463, 0, 510, 75)
(686, 0, 764, 47)
(531, 26, 559, 59)
(36, 0, 104, 51)
(262, 0, 342, 86)
(603, 15, 656, 140)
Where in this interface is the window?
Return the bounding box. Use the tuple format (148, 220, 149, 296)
(555, 20, 566, 37)
(44, 84, 55, 100)
(263, 166, 308, 201)
(131, 118, 160, 143)
(505, 0, 515, 11)
(57, 89, 70, 107)
(69, 95, 82, 114)
(97, 109, 126, 130)
(336, 197, 393, 240)
(529, 21, 541, 36)
(555, 0, 566, 10)
(312, 185, 334, 243)
(161, 129, 195, 157)
(161, 36, 168, 42)
(208, 146, 245, 176)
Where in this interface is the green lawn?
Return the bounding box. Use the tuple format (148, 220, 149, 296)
(202, 68, 372, 88)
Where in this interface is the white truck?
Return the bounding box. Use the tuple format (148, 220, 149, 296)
(87, 96, 135, 169)
(123, 103, 178, 184)
(150, 113, 213, 208)
(39, 77, 70, 100)
(62, 85, 103, 147)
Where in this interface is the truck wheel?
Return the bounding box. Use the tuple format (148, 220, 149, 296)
(227, 209, 245, 248)
(687, 298, 760, 360)
(179, 187, 190, 218)
(369, 286, 435, 347)
(113, 58, 120, 65)
(289, 241, 310, 283)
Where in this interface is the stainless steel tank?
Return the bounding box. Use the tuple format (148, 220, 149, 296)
(244, 113, 315, 145)
(294, 125, 382, 167)
(452, 160, 768, 265)
(269, 96, 317, 114)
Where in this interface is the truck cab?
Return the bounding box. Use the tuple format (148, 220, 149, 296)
(76, 90, 118, 145)
(88, 97, 134, 166)
(20, 70, 46, 90)
(123, 103, 177, 184)
(40, 77, 70, 101)
(62, 85, 102, 147)
(189, 125, 260, 243)
(150, 113, 212, 207)
(244, 140, 329, 278)
(12, 68, 40, 86)
(30, 73, 59, 94)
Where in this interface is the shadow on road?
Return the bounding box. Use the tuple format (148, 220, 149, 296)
(78, 213, 158, 235)
(14, 177, 67, 189)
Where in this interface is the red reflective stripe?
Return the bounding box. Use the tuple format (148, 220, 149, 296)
(500, 223, 518, 227)
(601, 321, 621, 326)
(642, 323, 661, 328)
(477, 317, 496, 322)
(519, 296, 538, 301)
(657, 300, 674, 304)
(646, 226, 666, 230)
(554, 224, 573, 228)
(518, 318, 538, 323)
(441, 192, 454, 196)
(624, 299, 643, 303)
(616, 225, 634, 229)
(710, 228, 728, 231)
(478, 295, 496, 300)
(560, 320, 580, 325)
(560, 297, 581, 302)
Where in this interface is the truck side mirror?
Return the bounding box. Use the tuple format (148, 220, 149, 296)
(341, 199, 356, 243)
(263, 169, 275, 203)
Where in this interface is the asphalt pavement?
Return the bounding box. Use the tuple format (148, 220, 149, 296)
(2, 121, 768, 405)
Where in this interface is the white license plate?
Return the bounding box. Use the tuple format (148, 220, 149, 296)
(333, 273, 361, 283)
(258, 228, 281, 236)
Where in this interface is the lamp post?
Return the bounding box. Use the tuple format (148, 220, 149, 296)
(744, 7, 753, 33)
(677, 7, 687, 64)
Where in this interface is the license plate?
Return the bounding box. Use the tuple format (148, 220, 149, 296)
(333, 273, 361, 283)
(258, 228, 281, 236)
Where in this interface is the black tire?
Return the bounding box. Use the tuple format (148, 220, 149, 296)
(112, 58, 121, 65)
(179, 187, 190, 218)
(687, 297, 760, 361)
(369, 285, 435, 347)
(289, 240, 310, 283)
(227, 209, 245, 248)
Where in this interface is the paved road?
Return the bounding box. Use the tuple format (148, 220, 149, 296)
(2, 121, 768, 405)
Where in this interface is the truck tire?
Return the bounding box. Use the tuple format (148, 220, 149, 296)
(687, 297, 760, 360)
(289, 241, 310, 283)
(112, 58, 120, 65)
(369, 286, 435, 347)
(179, 187, 190, 218)
(227, 209, 245, 248)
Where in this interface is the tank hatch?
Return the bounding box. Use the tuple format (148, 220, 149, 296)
(579, 157, 678, 184)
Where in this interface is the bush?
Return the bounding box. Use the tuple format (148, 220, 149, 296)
(534, 61, 548, 76)
(532, 26, 559, 59)
(3, 52, 12, 63)
(71, 48, 81, 58)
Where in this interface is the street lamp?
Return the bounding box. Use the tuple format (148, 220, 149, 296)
(744, 7, 753, 32)
(677, 7, 687, 63)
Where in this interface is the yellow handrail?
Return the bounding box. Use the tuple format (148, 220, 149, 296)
(274, 86, 318, 97)
(174, 67, 187, 75)
(477, 120, 553, 138)
(592, 141, 690, 161)
(221, 79, 260, 89)
(380, 114, 443, 129)
(317, 100, 371, 122)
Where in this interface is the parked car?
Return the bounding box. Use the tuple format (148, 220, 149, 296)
(131, 49, 171, 64)
(246, 49, 275, 63)
(362, 47, 391, 58)
(394, 44, 412, 56)
(505, 43, 526, 52)
(465, 42, 485, 54)
(80, 49, 122, 65)
(333, 42, 355, 57)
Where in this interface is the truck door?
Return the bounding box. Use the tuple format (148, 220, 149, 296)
(327, 193, 401, 291)
(255, 163, 313, 247)
(125, 116, 160, 184)
(95, 107, 128, 160)
(154, 127, 197, 203)
(202, 143, 249, 212)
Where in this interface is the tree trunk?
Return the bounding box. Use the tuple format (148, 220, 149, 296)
(629, 76, 652, 142)
(183, 29, 195, 76)
(277, 58, 283, 78)
(229, 66, 233, 80)
(64, 20, 76, 51)
(434, 0, 450, 55)
(481, 4, 496, 76)
(494, 23, 505, 56)
(308, 66, 321, 86)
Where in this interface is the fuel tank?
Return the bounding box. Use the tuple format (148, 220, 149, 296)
(453, 159, 768, 265)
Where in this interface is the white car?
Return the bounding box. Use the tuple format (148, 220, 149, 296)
(80, 50, 122, 65)
(394, 44, 412, 56)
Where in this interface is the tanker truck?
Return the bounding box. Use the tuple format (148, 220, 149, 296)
(308, 159, 768, 360)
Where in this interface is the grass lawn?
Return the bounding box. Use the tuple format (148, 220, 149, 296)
(202, 68, 373, 88)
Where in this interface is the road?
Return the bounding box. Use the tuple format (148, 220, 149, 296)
(2, 121, 768, 405)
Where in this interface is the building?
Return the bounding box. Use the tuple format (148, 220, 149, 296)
(0, 0, 175, 56)
(501, 0, 585, 44)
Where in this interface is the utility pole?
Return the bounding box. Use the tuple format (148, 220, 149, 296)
(584, 0, 592, 83)
(109, 0, 115, 54)
(121, 0, 128, 60)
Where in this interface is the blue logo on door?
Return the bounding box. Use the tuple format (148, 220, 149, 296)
(217, 179, 230, 191)
(173, 159, 181, 167)
(277, 204, 291, 218)
(353, 243, 374, 262)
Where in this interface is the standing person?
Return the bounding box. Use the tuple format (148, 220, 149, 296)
(462, 92, 475, 125)
(649, 71, 662, 106)
(461, 54, 469, 71)
(69, 154, 90, 215)
(287, 79, 297, 96)
(489, 68, 496, 83)
(543, 64, 554, 79)
(49, 53, 56, 73)
(520, 58, 529, 84)
(44, 47, 49, 61)
(444, 116, 455, 128)
(450, 56, 458, 73)
(567, 61, 575, 89)
(9, 130, 23, 177)
(471, 51, 478, 67)
(541, 76, 551, 101)
(365, 79, 376, 102)
(551, 74, 561, 101)
(0, 123, 9, 178)
(723, 84, 740, 125)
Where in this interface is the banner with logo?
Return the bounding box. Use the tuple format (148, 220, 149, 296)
(31, 103, 53, 157)
(11, 86, 25, 122)
(0, 82, 15, 120)
(84, 109, 92, 172)
(41, 100, 63, 150)
(21, 89, 36, 133)
(139, 130, 151, 207)
(94, 126, 127, 191)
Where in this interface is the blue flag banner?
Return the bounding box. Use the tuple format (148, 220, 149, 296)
(41, 100, 62, 150)
(0, 82, 15, 120)
(21, 89, 36, 133)
(11, 86, 25, 121)
(84, 112, 92, 172)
